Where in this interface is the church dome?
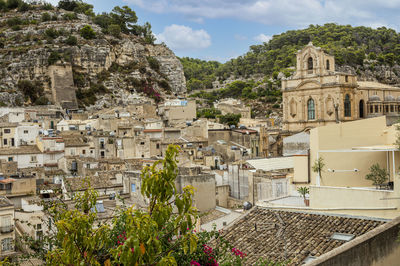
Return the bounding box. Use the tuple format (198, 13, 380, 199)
(368, 95, 381, 102)
(385, 95, 395, 101)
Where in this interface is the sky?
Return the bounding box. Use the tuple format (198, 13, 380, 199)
(47, 0, 400, 62)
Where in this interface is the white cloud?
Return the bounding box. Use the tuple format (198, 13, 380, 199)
(254, 33, 271, 43)
(124, 0, 400, 28)
(155, 24, 211, 51)
(234, 34, 247, 40)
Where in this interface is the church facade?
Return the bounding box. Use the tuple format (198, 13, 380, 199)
(282, 42, 400, 133)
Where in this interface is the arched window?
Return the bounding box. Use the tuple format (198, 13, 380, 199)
(344, 94, 351, 117)
(307, 98, 315, 120)
(307, 57, 313, 70)
(326, 59, 330, 70)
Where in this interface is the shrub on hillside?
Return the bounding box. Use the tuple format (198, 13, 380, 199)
(80, 25, 96, 40)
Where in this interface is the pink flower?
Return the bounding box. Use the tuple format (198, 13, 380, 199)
(190, 260, 201, 266)
(131, 248, 134, 253)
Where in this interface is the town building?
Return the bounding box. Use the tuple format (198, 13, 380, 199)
(282, 42, 400, 133)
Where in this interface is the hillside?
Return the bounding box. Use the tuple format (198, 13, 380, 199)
(0, 0, 186, 109)
(184, 24, 400, 118)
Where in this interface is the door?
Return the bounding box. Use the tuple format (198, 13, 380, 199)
(359, 100, 365, 118)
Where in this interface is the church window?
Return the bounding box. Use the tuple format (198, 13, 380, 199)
(345, 75, 348, 82)
(307, 57, 313, 70)
(307, 98, 315, 120)
(344, 94, 351, 117)
(375, 105, 378, 113)
(369, 105, 373, 113)
(326, 60, 330, 70)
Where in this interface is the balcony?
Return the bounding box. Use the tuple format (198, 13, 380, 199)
(0, 225, 14, 233)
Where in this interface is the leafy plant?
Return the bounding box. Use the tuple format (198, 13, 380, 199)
(297, 187, 309, 201)
(80, 25, 96, 39)
(218, 113, 241, 127)
(65, 35, 77, 46)
(365, 163, 389, 189)
(147, 56, 160, 72)
(312, 157, 326, 179)
(41, 12, 51, 22)
(48, 51, 61, 65)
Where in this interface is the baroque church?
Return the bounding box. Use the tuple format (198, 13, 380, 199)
(282, 42, 400, 133)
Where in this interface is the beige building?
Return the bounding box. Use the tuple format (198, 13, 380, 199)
(282, 42, 400, 133)
(159, 99, 196, 125)
(0, 196, 15, 257)
(287, 116, 400, 219)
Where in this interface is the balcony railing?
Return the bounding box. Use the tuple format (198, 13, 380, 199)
(0, 225, 14, 233)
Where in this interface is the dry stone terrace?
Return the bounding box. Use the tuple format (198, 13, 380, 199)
(220, 208, 385, 265)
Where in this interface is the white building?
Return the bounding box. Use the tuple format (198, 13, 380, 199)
(15, 123, 40, 147)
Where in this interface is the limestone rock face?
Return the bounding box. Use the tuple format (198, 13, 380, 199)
(0, 9, 186, 108)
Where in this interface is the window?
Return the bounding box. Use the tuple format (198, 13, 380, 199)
(156, 143, 160, 149)
(82, 149, 86, 155)
(86, 164, 90, 169)
(131, 183, 136, 192)
(307, 57, 313, 70)
(307, 98, 315, 120)
(3, 139, 7, 145)
(1, 216, 11, 228)
(344, 94, 351, 117)
(345, 75, 348, 82)
(7, 157, 13, 162)
(35, 223, 43, 240)
(23, 130, 28, 134)
(3, 129, 10, 134)
(331, 232, 355, 241)
(140, 142, 145, 145)
(326, 59, 330, 70)
(100, 151, 105, 158)
(30, 156, 37, 162)
(1, 238, 12, 251)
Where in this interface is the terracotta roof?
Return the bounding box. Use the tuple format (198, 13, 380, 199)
(143, 129, 162, 132)
(0, 178, 16, 184)
(0, 145, 41, 155)
(221, 208, 385, 265)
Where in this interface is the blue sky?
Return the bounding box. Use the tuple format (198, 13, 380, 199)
(48, 0, 400, 62)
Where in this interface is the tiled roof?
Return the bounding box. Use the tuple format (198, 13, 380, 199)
(0, 145, 41, 155)
(63, 137, 89, 147)
(64, 175, 121, 192)
(221, 208, 385, 265)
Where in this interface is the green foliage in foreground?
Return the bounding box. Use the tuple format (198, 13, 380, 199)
(13, 145, 289, 265)
(16, 146, 242, 265)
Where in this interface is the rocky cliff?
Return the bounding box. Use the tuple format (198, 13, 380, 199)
(0, 8, 186, 109)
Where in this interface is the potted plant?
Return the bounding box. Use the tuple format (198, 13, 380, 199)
(297, 186, 310, 206)
(365, 163, 389, 189)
